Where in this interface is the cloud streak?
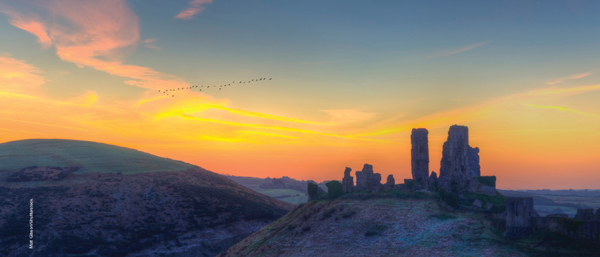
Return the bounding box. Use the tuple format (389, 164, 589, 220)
(430, 41, 491, 58)
(547, 72, 592, 85)
(0, 54, 46, 94)
(175, 0, 212, 20)
(525, 104, 600, 118)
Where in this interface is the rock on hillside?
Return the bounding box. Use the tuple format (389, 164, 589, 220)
(219, 193, 535, 257)
(0, 139, 294, 257)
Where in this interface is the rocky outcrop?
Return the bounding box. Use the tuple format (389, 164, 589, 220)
(575, 209, 596, 221)
(411, 128, 429, 185)
(342, 167, 354, 193)
(439, 125, 481, 193)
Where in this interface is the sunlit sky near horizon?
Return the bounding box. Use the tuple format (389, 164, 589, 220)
(1, 0, 599, 189)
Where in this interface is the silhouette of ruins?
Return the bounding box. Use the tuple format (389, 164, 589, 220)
(336, 124, 600, 243)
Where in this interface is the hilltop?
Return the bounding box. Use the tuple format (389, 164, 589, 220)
(0, 139, 294, 257)
(0, 139, 194, 177)
(219, 191, 599, 257)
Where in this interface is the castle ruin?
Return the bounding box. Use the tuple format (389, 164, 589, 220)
(410, 128, 430, 187)
(330, 124, 599, 243)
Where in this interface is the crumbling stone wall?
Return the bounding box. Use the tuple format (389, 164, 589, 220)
(505, 197, 535, 239)
(342, 167, 354, 193)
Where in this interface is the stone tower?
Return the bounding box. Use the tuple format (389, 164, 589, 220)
(411, 128, 430, 183)
(439, 125, 480, 182)
(342, 167, 354, 193)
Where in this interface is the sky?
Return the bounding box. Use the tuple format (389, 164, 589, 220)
(0, 0, 599, 189)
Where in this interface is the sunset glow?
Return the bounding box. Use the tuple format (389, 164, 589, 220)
(1, 0, 599, 189)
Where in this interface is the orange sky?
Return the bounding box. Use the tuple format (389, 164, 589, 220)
(1, 1, 599, 189)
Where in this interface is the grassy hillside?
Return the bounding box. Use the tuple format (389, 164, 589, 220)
(0, 139, 295, 256)
(0, 139, 194, 175)
(219, 191, 600, 257)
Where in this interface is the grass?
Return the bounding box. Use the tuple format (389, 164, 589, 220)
(365, 225, 388, 237)
(463, 192, 506, 213)
(0, 139, 194, 176)
(429, 214, 457, 220)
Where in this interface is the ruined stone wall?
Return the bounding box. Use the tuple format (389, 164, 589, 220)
(411, 128, 429, 182)
(505, 197, 535, 239)
(355, 171, 363, 191)
(360, 164, 374, 192)
(532, 217, 600, 242)
(342, 167, 354, 193)
(439, 125, 481, 191)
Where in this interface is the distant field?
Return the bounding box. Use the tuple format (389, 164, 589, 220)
(225, 175, 323, 205)
(0, 139, 194, 176)
(540, 195, 600, 209)
(239, 185, 308, 205)
(534, 205, 578, 217)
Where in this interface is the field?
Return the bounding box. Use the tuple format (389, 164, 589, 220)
(500, 189, 600, 218)
(225, 176, 329, 205)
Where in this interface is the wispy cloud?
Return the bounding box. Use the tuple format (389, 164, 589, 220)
(143, 38, 160, 50)
(547, 72, 591, 85)
(350, 83, 600, 139)
(69, 90, 98, 106)
(525, 104, 600, 118)
(430, 41, 491, 58)
(1, 0, 187, 90)
(322, 109, 376, 124)
(175, 0, 212, 20)
(526, 84, 600, 97)
(0, 54, 46, 94)
(0, 9, 52, 49)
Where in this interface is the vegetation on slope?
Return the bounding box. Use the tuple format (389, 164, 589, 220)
(0, 139, 194, 177)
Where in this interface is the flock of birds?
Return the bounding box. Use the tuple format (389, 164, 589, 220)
(158, 77, 272, 97)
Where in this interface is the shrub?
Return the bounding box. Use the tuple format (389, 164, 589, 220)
(477, 176, 496, 187)
(307, 183, 319, 200)
(439, 188, 459, 209)
(325, 180, 343, 199)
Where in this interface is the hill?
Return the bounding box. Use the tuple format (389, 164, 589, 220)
(0, 139, 294, 257)
(219, 190, 600, 257)
(0, 139, 194, 176)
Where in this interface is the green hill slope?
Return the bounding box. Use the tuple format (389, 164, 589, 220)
(0, 139, 194, 175)
(0, 139, 295, 257)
